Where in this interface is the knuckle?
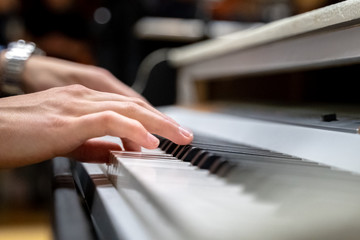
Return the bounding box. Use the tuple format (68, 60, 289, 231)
(129, 97, 146, 107)
(89, 66, 112, 78)
(124, 102, 139, 114)
(99, 68, 113, 78)
(98, 111, 117, 124)
(96, 111, 117, 135)
(68, 84, 86, 91)
(46, 114, 69, 129)
(128, 119, 144, 132)
(63, 84, 89, 96)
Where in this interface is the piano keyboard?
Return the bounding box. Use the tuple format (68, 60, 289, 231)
(99, 133, 360, 240)
(72, 107, 360, 240)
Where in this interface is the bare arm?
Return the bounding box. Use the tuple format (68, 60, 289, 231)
(22, 55, 145, 99)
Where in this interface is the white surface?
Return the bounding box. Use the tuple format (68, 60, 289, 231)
(83, 162, 182, 240)
(162, 107, 360, 175)
(85, 106, 360, 240)
(106, 148, 360, 240)
(168, 0, 360, 66)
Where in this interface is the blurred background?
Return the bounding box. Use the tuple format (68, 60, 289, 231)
(0, 0, 345, 239)
(0, 0, 344, 106)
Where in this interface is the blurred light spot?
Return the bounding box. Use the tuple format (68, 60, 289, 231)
(94, 7, 111, 24)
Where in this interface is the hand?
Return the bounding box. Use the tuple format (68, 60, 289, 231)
(0, 85, 193, 168)
(22, 55, 145, 100)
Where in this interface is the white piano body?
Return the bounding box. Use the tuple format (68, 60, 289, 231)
(169, 0, 360, 105)
(69, 1, 360, 240)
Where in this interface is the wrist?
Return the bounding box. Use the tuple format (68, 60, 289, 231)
(1, 40, 45, 95)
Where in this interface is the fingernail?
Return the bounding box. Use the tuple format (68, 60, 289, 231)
(179, 126, 193, 138)
(147, 133, 160, 147)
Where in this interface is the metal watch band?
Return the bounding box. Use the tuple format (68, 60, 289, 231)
(1, 40, 45, 95)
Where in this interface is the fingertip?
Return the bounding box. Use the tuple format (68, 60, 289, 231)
(163, 126, 193, 146)
(147, 133, 160, 149)
(179, 126, 193, 139)
(178, 126, 194, 145)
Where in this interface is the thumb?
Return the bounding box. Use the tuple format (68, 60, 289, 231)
(67, 138, 122, 163)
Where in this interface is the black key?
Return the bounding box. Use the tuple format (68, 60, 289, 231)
(217, 163, 236, 177)
(160, 139, 171, 150)
(210, 159, 229, 174)
(191, 151, 208, 166)
(172, 145, 186, 156)
(157, 135, 166, 144)
(198, 154, 222, 170)
(165, 142, 177, 154)
(182, 147, 202, 162)
(176, 145, 192, 159)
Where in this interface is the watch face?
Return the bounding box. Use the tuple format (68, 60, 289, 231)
(6, 44, 36, 60)
(6, 51, 26, 60)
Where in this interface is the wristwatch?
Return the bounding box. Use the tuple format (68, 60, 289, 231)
(1, 39, 45, 95)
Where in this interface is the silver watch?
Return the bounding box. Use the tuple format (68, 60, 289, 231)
(1, 40, 45, 94)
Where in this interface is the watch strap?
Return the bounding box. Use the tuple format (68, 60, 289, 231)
(1, 40, 45, 95)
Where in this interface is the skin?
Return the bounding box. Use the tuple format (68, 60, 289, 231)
(0, 54, 193, 168)
(22, 55, 145, 99)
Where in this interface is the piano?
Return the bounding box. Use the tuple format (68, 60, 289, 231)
(53, 1, 360, 239)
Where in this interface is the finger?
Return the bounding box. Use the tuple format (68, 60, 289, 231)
(117, 97, 179, 126)
(67, 138, 122, 163)
(81, 88, 179, 126)
(59, 85, 179, 126)
(86, 101, 192, 145)
(121, 138, 141, 152)
(74, 111, 160, 149)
